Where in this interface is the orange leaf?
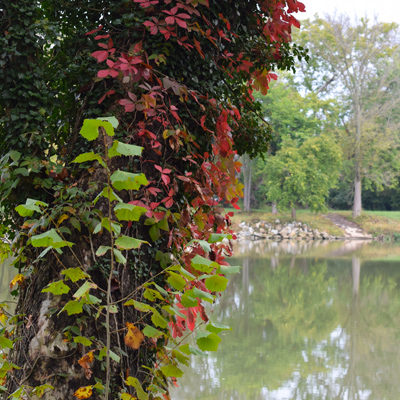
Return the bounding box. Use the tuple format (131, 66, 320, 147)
(9, 274, 24, 289)
(124, 323, 145, 349)
(78, 352, 94, 370)
(74, 386, 93, 399)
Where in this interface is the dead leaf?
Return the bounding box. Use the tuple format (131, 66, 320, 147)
(78, 351, 94, 370)
(124, 323, 144, 350)
(9, 274, 24, 289)
(73, 386, 93, 399)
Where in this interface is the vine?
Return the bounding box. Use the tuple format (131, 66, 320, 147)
(0, 1, 306, 399)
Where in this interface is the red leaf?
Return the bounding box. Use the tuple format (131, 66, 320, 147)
(165, 16, 175, 25)
(86, 25, 104, 36)
(95, 34, 110, 40)
(165, 197, 173, 209)
(161, 174, 171, 186)
(97, 70, 110, 78)
(91, 50, 109, 62)
(175, 18, 187, 29)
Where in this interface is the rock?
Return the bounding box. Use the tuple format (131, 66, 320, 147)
(275, 219, 280, 224)
(241, 225, 249, 232)
(271, 229, 279, 235)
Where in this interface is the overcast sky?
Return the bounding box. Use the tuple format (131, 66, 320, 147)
(297, 0, 400, 25)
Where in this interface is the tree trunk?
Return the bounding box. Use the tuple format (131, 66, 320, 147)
(353, 168, 362, 218)
(242, 154, 252, 212)
(353, 102, 362, 218)
(271, 202, 278, 215)
(291, 207, 296, 219)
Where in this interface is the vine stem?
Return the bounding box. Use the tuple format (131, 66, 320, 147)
(102, 127, 114, 400)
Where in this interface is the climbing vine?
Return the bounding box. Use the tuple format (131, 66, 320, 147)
(0, 1, 306, 399)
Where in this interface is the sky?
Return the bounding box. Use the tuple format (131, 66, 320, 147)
(297, 0, 400, 25)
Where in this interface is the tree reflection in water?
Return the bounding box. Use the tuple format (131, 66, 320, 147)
(170, 240, 400, 400)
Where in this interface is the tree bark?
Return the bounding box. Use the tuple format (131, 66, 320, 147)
(291, 207, 296, 219)
(242, 154, 252, 212)
(353, 103, 362, 218)
(271, 201, 278, 215)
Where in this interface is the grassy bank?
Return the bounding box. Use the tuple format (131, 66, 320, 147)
(228, 207, 400, 239)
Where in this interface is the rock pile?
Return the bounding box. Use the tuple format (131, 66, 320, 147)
(236, 219, 336, 241)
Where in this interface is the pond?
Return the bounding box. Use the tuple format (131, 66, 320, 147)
(171, 239, 400, 400)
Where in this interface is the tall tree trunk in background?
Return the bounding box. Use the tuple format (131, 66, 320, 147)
(353, 104, 362, 217)
(271, 201, 278, 215)
(291, 207, 296, 219)
(242, 154, 252, 212)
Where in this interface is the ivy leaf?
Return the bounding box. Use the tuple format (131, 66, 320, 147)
(151, 311, 168, 329)
(191, 255, 218, 273)
(113, 248, 127, 264)
(160, 365, 183, 378)
(73, 386, 93, 399)
(73, 282, 97, 299)
(206, 322, 232, 334)
(108, 141, 143, 158)
(15, 204, 41, 217)
(125, 377, 148, 400)
(42, 280, 70, 295)
(208, 233, 233, 243)
(72, 151, 105, 167)
(218, 265, 241, 275)
(0, 336, 13, 349)
(61, 268, 90, 282)
(114, 203, 147, 221)
(61, 300, 83, 315)
(80, 119, 114, 141)
(124, 323, 145, 349)
(30, 229, 73, 249)
(143, 325, 164, 338)
(124, 299, 156, 313)
(196, 332, 222, 351)
(187, 239, 211, 253)
(74, 336, 93, 346)
(149, 225, 160, 242)
(96, 246, 112, 257)
(205, 275, 229, 292)
(97, 116, 119, 128)
(70, 217, 81, 232)
(93, 187, 123, 205)
(111, 171, 148, 191)
(115, 235, 148, 250)
(167, 272, 186, 291)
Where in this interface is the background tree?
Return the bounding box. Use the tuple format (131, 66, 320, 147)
(0, 1, 306, 399)
(297, 16, 400, 217)
(262, 135, 342, 218)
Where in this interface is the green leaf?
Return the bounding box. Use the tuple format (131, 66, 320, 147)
(187, 239, 211, 253)
(206, 322, 232, 334)
(151, 311, 168, 329)
(73, 282, 97, 299)
(70, 217, 81, 232)
(110, 349, 120, 363)
(113, 248, 127, 264)
(143, 325, 164, 338)
(9, 150, 21, 162)
(108, 141, 143, 158)
(114, 203, 147, 222)
(93, 187, 123, 205)
(160, 365, 183, 378)
(97, 116, 119, 128)
(42, 280, 70, 295)
(0, 336, 13, 349)
(30, 229, 73, 248)
(26, 198, 48, 207)
(61, 268, 89, 282)
(205, 275, 229, 292)
(144, 289, 164, 302)
(61, 300, 83, 315)
(149, 225, 160, 242)
(74, 336, 93, 346)
(208, 233, 233, 243)
(100, 218, 121, 235)
(72, 151, 105, 167)
(124, 299, 155, 313)
(157, 218, 169, 231)
(219, 265, 241, 275)
(125, 377, 148, 400)
(196, 332, 221, 351)
(80, 119, 115, 141)
(110, 171, 148, 191)
(96, 246, 112, 256)
(191, 255, 218, 273)
(32, 384, 54, 398)
(167, 272, 186, 291)
(115, 235, 148, 250)
(15, 203, 41, 217)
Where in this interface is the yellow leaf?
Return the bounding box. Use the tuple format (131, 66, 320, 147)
(9, 274, 24, 289)
(124, 323, 144, 350)
(121, 394, 137, 400)
(57, 214, 69, 226)
(0, 311, 7, 325)
(74, 386, 93, 399)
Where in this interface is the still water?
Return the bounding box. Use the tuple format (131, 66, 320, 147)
(171, 239, 400, 400)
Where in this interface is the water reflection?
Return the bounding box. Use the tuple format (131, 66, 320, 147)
(171, 240, 400, 400)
